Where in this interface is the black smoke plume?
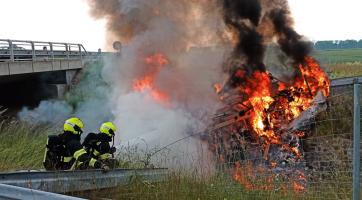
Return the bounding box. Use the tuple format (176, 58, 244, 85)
(269, 8, 312, 65)
(221, 0, 266, 74)
(220, 0, 313, 85)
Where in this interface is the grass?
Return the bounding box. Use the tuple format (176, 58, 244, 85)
(2, 118, 352, 199)
(72, 85, 358, 199)
(0, 89, 359, 199)
(326, 63, 362, 78)
(311, 86, 354, 136)
(73, 170, 355, 199)
(0, 50, 361, 198)
(314, 49, 362, 64)
(74, 172, 305, 200)
(0, 119, 52, 171)
(312, 48, 362, 78)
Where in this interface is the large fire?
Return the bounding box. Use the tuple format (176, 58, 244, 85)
(133, 53, 170, 104)
(242, 57, 330, 146)
(210, 56, 330, 192)
(133, 52, 329, 192)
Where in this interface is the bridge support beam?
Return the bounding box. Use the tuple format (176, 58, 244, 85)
(53, 69, 80, 98)
(66, 70, 78, 86)
(54, 84, 67, 98)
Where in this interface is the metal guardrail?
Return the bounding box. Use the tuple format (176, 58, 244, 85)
(331, 76, 362, 87)
(0, 183, 85, 200)
(0, 39, 100, 62)
(0, 168, 168, 194)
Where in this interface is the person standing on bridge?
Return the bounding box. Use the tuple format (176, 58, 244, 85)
(43, 117, 108, 171)
(82, 122, 118, 169)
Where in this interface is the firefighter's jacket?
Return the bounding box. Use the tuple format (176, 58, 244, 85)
(44, 131, 101, 170)
(59, 131, 102, 169)
(82, 132, 114, 160)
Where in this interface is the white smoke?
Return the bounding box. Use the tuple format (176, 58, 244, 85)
(90, 0, 229, 169)
(19, 101, 72, 125)
(19, 0, 229, 170)
(103, 47, 225, 169)
(18, 62, 113, 133)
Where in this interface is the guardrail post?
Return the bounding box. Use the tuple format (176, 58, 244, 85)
(65, 43, 69, 59)
(353, 83, 361, 200)
(78, 44, 82, 60)
(8, 40, 14, 61)
(49, 42, 54, 61)
(30, 41, 35, 60)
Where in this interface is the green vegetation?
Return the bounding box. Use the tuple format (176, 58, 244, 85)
(0, 60, 108, 171)
(314, 49, 362, 64)
(0, 48, 361, 198)
(314, 40, 362, 50)
(64, 60, 110, 109)
(327, 63, 362, 78)
(75, 173, 300, 200)
(74, 171, 354, 199)
(71, 85, 358, 199)
(311, 49, 362, 78)
(312, 86, 354, 136)
(0, 120, 52, 171)
(0, 97, 357, 198)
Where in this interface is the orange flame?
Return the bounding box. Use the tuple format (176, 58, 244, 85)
(145, 53, 169, 67)
(233, 161, 254, 190)
(214, 83, 222, 94)
(293, 182, 305, 192)
(237, 57, 330, 146)
(132, 53, 170, 104)
(225, 56, 330, 192)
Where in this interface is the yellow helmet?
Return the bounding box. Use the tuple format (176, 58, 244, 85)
(99, 122, 117, 137)
(64, 117, 84, 134)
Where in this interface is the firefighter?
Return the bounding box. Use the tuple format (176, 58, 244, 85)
(82, 122, 118, 168)
(43, 117, 107, 170)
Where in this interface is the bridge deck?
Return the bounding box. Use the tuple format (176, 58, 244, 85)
(0, 39, 100, 76)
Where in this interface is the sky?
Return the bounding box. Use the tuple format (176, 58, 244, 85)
(0, 0, 106, 51)
(0, 0, 361, 51)
(289, 0, 362, 41)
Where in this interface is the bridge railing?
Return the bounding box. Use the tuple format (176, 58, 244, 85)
(0, 39, 99, 62)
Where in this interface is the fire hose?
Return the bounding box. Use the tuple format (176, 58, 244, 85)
(116, 131, 203, 168)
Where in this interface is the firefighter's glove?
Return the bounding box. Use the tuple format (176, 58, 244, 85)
(110, 147, 117, 154)
(101, 163, 110, 172)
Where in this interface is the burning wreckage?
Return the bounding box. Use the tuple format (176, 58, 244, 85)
(194, 0, 332, 192)
(126, 1, 331, 191)
(86, 0, 332, 193)
(203, 57, 330, 191)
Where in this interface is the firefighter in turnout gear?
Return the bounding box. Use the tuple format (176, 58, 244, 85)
(43, 118, 107, 170)
(82, 122, 118, 169)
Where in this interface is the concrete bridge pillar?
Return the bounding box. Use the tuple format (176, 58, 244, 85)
(66, 70, 78, 86)
(54, 69, 80, 98)
(55, 84, 67, 98)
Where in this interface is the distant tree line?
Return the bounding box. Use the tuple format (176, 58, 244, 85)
(314, 40, 362, 50)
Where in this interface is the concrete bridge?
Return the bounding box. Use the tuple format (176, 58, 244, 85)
(0, 39, 99, 75)
(0, 39, 103, 110)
